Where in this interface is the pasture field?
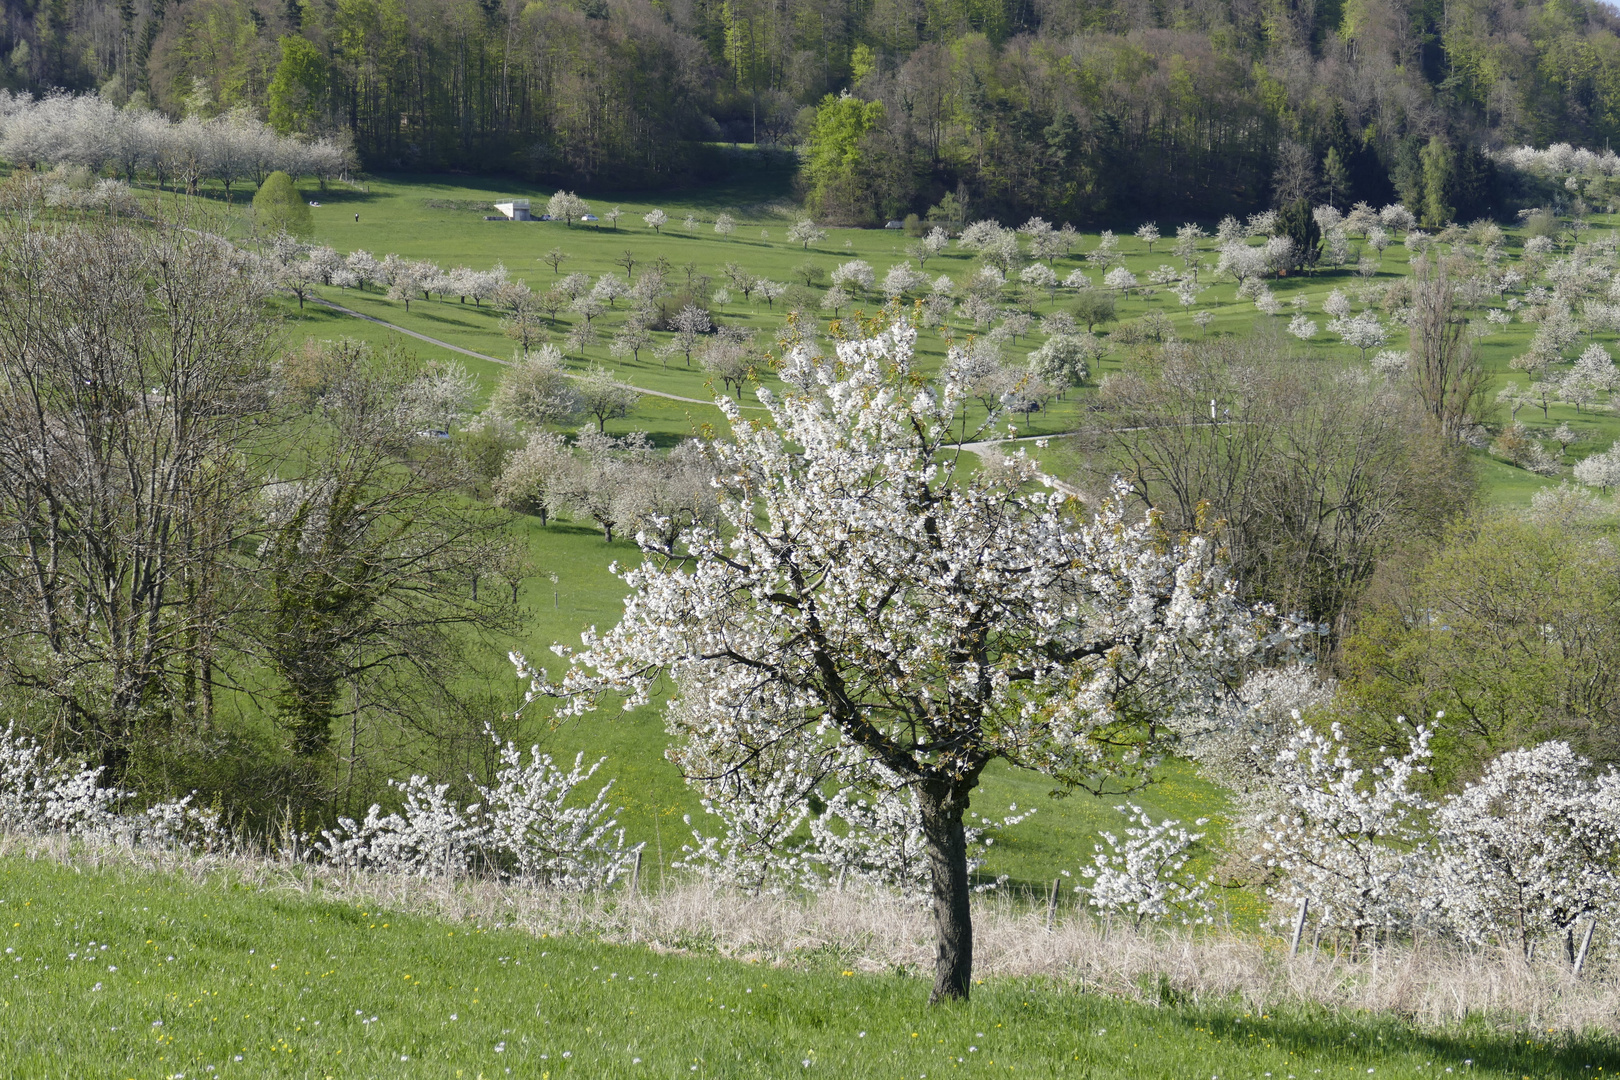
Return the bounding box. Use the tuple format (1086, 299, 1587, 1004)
(105, 168, 1620, 901)
(260, 170, 1620, 505)
(1, 852, 1609, 1079)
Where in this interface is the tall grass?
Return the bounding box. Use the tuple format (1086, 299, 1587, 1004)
(13, 832, 1619, 1038)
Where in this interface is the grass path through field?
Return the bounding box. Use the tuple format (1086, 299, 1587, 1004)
(313, 296, 755, 410)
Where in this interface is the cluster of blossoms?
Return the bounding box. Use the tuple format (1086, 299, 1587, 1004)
(316, 730, 641, 889)
(0, 723, 223, 851)
(1497, 143, 1620, 182)
(1259, 721, 1435, 940)
(0, 720, 637, 889)
(1079, 805, 1213, 927)
(1252, 711, 1620, 956)
(0, 90, 352, 189)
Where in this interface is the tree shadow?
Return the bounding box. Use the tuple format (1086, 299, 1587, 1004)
(1168, 1001, 1620, 1076)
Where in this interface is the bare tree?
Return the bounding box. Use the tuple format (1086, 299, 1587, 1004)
(1271, 140, 1318, 207)
(253, 340, 521, 759)
(500, 290, 549, 352)
(0, 204, 276, 780)
(1409, 260, 1491, 442)
(1072, 338, 1474, 640)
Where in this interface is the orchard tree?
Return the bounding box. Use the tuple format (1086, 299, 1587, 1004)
(547, 191, 590, 226)
(1072, 290, 1117, 332)
(529, 321, 1291, 1002)
(577, 364, 641, 433)
(501, 292, 549, 352)
(542, 247, 570, 276)
(670, 304, 712, 367)
(1432, 741, 1620, 957)
(787, 219, 827, 249)
(489, 345, 580, 427)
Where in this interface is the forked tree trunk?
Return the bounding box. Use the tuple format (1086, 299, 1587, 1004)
(919, 777, 975, 1002)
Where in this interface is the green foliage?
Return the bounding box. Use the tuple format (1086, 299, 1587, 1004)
(1341, 514, 1620, 785)
(14, 0, 1620, 221)
(253, 171, 313, 237)
(1277, 198, 1321, 268)
(1420, 136, 1456, 227)
(267, 34, 328, 135)
(803, 93, 885, 223)
(1071, 290, 1117, 332)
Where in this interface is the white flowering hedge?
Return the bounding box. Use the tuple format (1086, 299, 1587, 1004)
(1251, 711, 1620, 956)
(0, 723, 224, 851)
(0, 720, 639, 890)
(314, 738, 642, 889)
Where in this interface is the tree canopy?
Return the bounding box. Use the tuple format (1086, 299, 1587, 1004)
(532, 321, 1292, 1001)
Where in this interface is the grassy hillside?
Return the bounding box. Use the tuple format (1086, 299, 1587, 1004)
(89, 171, 1620, 899)
(264, 173, 1620, 505)
(2, 852, 1609, 1079)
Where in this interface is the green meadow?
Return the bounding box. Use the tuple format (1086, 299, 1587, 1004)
(2, 853, 1609, 1079)
(131, 164, 1616, 895)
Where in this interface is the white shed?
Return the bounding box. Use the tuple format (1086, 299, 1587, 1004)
(494, 199, 532, 221)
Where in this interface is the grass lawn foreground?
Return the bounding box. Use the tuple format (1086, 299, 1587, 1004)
(1, 852, 1610, 1079)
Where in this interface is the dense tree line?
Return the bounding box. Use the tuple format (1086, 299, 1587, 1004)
(4, 0, 1620, 217)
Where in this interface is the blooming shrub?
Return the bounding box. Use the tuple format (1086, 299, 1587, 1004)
(1430, 742, 1620, 955)
(316, 733, 641, 889)
(1079, 804, 1213, 927)
(0, 722, 223, 850)
(1259, 720, 1433, 941)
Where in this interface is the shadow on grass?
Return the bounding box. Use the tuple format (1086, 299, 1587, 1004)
(137, 181, 383, 206)
(1168, 1001, 1620, 1076)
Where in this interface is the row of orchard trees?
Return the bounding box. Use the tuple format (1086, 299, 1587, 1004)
(0, 91, 354, 194)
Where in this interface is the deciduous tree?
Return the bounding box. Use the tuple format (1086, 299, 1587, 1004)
(532, 322, 1287, 1002)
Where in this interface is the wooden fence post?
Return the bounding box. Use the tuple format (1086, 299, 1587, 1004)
(1289, 897, 1310, 957)
(1575, 917, 1598, 977)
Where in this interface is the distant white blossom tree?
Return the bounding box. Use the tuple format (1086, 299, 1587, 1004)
(787, 219, 826, 249)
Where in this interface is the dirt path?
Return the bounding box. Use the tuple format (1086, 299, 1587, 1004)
(955, 433, 1089, 501)
(309, 296, 742, 409)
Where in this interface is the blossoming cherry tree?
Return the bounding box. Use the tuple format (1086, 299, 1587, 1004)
(531, 321, 1288, 1002)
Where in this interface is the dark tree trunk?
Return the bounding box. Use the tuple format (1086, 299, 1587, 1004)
(919, 777, 974, 1003)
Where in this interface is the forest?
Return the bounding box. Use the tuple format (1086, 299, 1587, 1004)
(7, 0, 1620, 220)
